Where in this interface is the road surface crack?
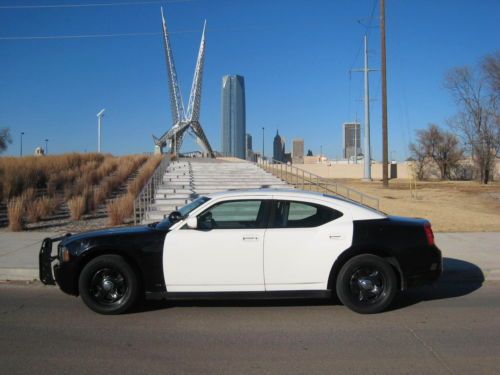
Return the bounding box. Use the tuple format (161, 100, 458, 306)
(403, 322, 455, 375)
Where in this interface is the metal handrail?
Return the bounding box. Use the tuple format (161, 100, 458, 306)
(256, 158, 380, 210)
(133, 155, 170, 224)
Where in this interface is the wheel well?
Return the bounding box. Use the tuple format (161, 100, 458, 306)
(327, 248, 405, 292)
(74, 249, 144, 296)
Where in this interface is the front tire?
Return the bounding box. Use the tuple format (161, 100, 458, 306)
(78, 254, 140, 315)
(336, 254, 397, 314)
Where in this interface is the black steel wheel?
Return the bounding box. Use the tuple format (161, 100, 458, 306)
(336, 254, 397, 314)
(79, 255, 140, 315)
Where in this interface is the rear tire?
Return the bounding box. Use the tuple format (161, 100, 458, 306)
(78, 254, 140, 315)
(336, 254, 397, 314)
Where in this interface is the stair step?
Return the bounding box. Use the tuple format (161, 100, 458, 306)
(140, 159, 291, 224)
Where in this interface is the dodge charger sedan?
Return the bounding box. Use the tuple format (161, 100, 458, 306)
(39, 189, 442, 314)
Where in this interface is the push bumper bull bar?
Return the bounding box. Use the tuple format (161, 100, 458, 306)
(39, 235, 70, 285)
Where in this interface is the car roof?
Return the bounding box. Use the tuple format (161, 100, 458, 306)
(206, 188, 345, 202)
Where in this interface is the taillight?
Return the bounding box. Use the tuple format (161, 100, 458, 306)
(424, 224, 434, 246)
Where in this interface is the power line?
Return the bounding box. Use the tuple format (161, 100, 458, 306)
(0, 0, 191, 10)
(0, 24, 316, 41)
(0, 32, 162, 40)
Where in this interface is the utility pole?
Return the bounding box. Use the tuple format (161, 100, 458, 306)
(351, 35, 377, 180)
(44, 139, 49, 155)
(380, 0, 389, 187)
(352, 29, 378, 181)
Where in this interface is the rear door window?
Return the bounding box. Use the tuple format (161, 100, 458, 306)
(272, 200, 343, 228)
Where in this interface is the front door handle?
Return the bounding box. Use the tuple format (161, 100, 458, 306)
(329, 234, 343, 240)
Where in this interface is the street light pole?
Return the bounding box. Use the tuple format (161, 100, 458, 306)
(44, 139, 49, 155)
(97, 109, 105, 153)
(20, 132, 24, 157)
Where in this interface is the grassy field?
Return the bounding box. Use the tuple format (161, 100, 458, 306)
(339, 179, 500, 232)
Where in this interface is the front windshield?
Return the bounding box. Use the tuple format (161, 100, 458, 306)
(178, 196, 211, 217)
(156, 196, 210, 230)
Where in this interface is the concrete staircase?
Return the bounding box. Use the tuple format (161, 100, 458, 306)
(144, 158, 289, 222)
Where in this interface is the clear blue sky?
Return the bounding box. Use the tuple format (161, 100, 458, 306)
(1, 0, 498, 160)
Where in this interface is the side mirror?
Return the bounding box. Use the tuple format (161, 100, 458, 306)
(168, 210, 182, 223)
(186, 216, 198, 229)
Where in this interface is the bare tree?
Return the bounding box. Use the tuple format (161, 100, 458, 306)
(0, 127, 12, 154)
(482, 51, 500, 94)
(444, 56, 500, 184)
(408, 141, 428, 180)
(409, 124, 462, 180)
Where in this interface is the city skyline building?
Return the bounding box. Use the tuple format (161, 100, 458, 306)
(245, 133, 253, 160)
(343, 122, 361, 162)
(273, 130, 285, 163)
(292, 138, 304, 164)
(221, 75, 246, 159)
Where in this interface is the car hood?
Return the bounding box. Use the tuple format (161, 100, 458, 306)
(61, 225, 154, 245)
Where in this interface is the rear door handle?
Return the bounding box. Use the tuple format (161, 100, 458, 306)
(242, 236, 259, 241)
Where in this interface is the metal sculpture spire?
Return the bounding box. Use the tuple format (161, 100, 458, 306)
(160, 6, 185, 125)
(153, 8, 213, 156)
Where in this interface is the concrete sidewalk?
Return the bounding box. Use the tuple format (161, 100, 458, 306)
(0, 231, 498, 282)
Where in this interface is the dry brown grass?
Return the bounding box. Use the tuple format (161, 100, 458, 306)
(105, 155, 161, 225)
(91, 155, 148, 209)
(127, 155, 162, 196)
(107, 195, 134, 225)
(309, 178, 500, 232)
(7, 197, 25, 231)
(1, 153, 154, 229)
(67, 196, 86, 220)
(25, 196, 58, 223)
(0, 153, 106, 199)
(62, 154, 148, 221)
(37, 196, 58, 217)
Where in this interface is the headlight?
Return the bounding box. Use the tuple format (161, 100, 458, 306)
(59, 246, 70, 262)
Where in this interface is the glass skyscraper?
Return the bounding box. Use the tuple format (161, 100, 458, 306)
(221, 75, 246, 159)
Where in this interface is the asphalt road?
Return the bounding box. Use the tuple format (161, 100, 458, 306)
(1, 281, 499, 375)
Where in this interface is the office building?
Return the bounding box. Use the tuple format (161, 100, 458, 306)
(343, 122, 361, 161)
(273, 130, 285, 163)
(245, 133, 253, 160)
(221, 75, 246, 159)
(292, 138, 304, 164)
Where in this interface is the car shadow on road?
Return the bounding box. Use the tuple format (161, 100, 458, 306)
(134, 297, 333, 314)
(134, 257, 484, 314)
(389, 257, 484, 311)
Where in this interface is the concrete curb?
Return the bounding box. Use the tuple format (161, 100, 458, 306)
(0, 268, 38, 282)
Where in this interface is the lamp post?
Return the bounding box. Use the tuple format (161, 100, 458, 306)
(97, 109, 105, 153)
(262, 126, 265, 161)
(20, 132, 24, 157)
(44, 139, 49, 155)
